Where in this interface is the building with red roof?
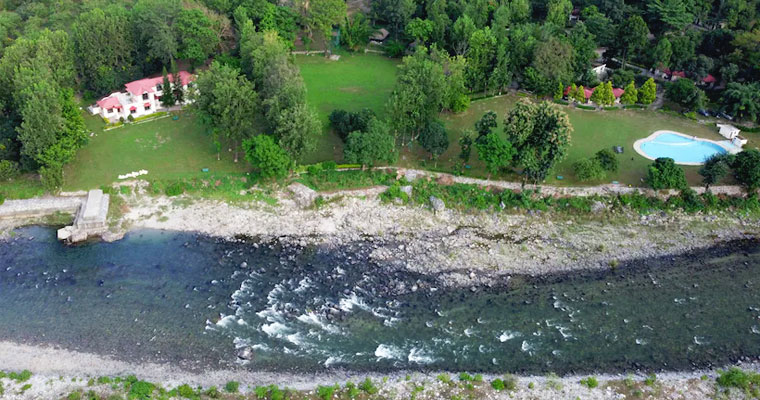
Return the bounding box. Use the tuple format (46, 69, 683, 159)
(89, 71, 194, 122)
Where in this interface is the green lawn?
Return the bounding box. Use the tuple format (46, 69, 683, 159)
(63, 112, 248, 190)
(408, 95, 728, 186)
(296, 52, 399, 164)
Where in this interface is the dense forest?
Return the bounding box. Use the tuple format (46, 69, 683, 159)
(0, 0, 758, 189)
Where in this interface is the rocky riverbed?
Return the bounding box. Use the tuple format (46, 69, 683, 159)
(113, 182, 759, 284)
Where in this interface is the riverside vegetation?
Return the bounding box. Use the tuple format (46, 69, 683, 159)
(1, 368, 760, 399)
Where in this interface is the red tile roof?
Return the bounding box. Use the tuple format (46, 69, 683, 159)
(702, 74, 716, 83)
(124, 71, 194, 96)
(96, 96, 122, 109)
(565, 85, 623, 99)
(612, 88, 624, 98)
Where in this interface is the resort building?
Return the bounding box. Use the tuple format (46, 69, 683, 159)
(89, 71, 194, 122)
(717, 124, 748, 148)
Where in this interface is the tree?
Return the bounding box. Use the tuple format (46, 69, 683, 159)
(476, 132, 515, 177)
(371, 0, 414, 38)
(652, 37, 673, 69)
(638, 78, 657, 105)
(546, 0, 572, 27)
(340, 13, 372, 51)
(242, 134, 291, 179)
(720, 82, 760, 122)
(646, 157, 687, 189)
(569, 22, 598, 77)
(426, 0, 450, 46)
(647, 0, 693, 31)
(590, 82, 614, 105)
(171, 59, 184, 104)
(554, 81, 564, 100)
(531, 37, 574, 89)
(731, 149, 760, 191)
(305, 0, 346, 53)
(595, 148, 619, 172)
(161, 66, 175, 107)
(620, 81, 638, 104)
(175, 8, 220, 66)
(329, 108, 376, 141)
(343, 119, 398, 166)
(665, 78, 706, 110)
(452, 16, 476, 55)
(618, 15, 650, 68)
(458, 130, 475, 165)
(475, 110, 498, 140)
(574, 85, 587, 103)
(418, 120, 449, 159)
(131, 0, 182, 66)
(504, 100, 572, 183)
(192, 61, 258, 162)
(72, 6, 134, 94)
(699, 153, 732, 190)
(465, 27, 497, 92)
(387, 47, 446, 146)
(573, 157, 606, 181)
(406, 18, 434, 44)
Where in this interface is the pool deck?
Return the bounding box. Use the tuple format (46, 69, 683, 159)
(633, 130, 738, 166)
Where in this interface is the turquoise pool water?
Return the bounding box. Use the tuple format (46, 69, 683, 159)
(638, 132, 727, 164)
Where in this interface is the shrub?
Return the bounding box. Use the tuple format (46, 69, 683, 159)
(731, 149, 760, 190)
(322, 161, 337, 170)
(0, 193, 4, 206)
(307, 164, 322, 175)
(644, 373, 657, 386)
(68, 392, 82, 400)
(716, 368, 760, 392)
(647, 157, 687, 190)
(127, 114, 134, 122)
(595, 148, 619, 172)
(0, 160, 20, 181)
(97, 377, 112, 385)
(502, 374, 517, 390)
(459, 372, 473, 381)
(358, 378, 378, 394)
(344, 382, 360, 398)
(224, 381, 240, 393)
(437, 374, 452, 384)
(164, 182, 185, 197)
(580, 376, 599, 388)
(204, 386, 220, 398)
(491, 379, 505, 390)
(344, 120, 398, 167)
(176, 384, 196, 398)
(418, 120, 449, 159)
(329, 108, 376, 141)
(317, 384, 339, 400)
(573, 157, 606, 181)
(128, 381, 155, 399)
(9, 370, 32, 382)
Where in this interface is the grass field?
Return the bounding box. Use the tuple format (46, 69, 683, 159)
(296, 52, 398, 164)
(433, 95, 727, 186)
(62, 112, 248, 190)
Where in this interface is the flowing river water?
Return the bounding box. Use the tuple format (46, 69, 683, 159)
(1, 226, 759, 375)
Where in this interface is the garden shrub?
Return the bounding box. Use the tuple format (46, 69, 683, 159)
(322, 161, 337, 170)
(358, 378, 378, 394)
(573, 157, 606, 181)
(317, 384, 339, 400)
(176, 384, 196, 398)
(595, 148, 619, 172)
(491, 379, 505, 390)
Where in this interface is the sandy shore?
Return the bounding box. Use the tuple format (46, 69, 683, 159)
(0, 340, 752, 400)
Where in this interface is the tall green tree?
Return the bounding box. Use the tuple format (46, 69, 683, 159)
(192, 61, 259, 162)
(161, 66, 175, 107)
(647, 0, 693, 31)
(618, 15, 650, 68)
(475, 110, 498, 140)
(532, 37, 574, 88)
(652, 37, 673, 69)
(476, 131, 515, 177)
(546, 0, 572, 26)
(418, 120, 449, 159)
(304, 0, 346, 53)
(243, 134, 291, 179)
(340, 13, 372, 51)
(699, 153, 732, 190)
(646, 157, 687, 189)
(371, 0, 415, 38)
(175, 8, 220, 66)
(720, 82, 760, 122)
(452, 15, 476, 55)
(466, 27, 497, 92)
(72, 6, 134, 94)
(343, 119, 398, 167)
(665, 78, 706, 110)
(620, 81, 638, 104)
(731, 149, 760, 191)
(387, 47, 446, 146)
(638, 78, 657, 104)
(131, 0, 182, 66)
(504, 100, 572, 183)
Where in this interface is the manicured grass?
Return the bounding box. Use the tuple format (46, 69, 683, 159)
(63, 112, 248, 190)
(296, 52, 398, 164)
(425, 94, 727, 186)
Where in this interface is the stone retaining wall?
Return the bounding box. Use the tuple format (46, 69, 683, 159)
(0, 197, 84, 220)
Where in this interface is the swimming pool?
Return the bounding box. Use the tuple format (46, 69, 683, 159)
(634, 131, 728, 165)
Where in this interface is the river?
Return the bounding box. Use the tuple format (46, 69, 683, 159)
(1, 226, 758, 375)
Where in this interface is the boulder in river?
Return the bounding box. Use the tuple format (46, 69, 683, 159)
(236, 347, 253, 361)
